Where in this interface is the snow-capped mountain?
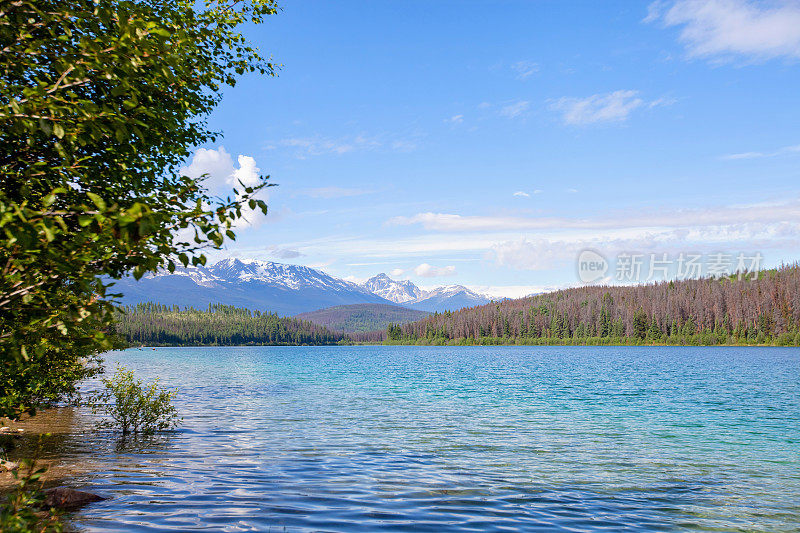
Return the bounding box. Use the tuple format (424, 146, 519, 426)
(410, 284, 490, 312)
(115, 258, 389, 316)
(210, 258, 367, 292)
(361, 274, 490, 312)
(362, 273, 424, 304)
(114, 260, 492, 317)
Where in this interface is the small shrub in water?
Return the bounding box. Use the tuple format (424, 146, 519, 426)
(91, 366, 180, 436)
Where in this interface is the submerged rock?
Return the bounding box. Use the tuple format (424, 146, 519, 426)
(43, 487, 106, 509)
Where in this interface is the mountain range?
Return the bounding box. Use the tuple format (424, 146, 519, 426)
(361, 273, 490, 311)
(114, 258, 490, 316)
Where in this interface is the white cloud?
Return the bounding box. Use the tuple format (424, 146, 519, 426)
(513, 191, 530, 198)
(304, 233, 501, 258)
(270, 133, 419, 158)
(274, 135, 380, 158)
(721, 151, 766, 160)
(232, 155, 261, 188)
(648, 96, 679, 108)
(246, 195, 800, 277)
(414, 263, 457, 277)
(181, 146, 263, 192)
(299, 186, 371, 199)
(552, 90, 668, 125)
(469, 285, 554, 299)
(306, 259, 335, 270)
(180, 147, 268, 229)
(229, 156, 267, 229)
(388, 197, 800, 233)
(721, 142, 800, 160)
(236, 216, 800, 269)
(445, 114, 464, 124)
(488, 222, 800, 271)
(644, 1, 670, 23)
(267, 246, 303, 259)
(511, 60, 539, 79)
(489, 233, 686, 271)
(389, 212, 580, 232)
(491, 238, 570, 271)
(180, 146, 235, 193)
(500, 100, 530, 118)
(648, 0, 800, 61)
(391, 139, 418, 152)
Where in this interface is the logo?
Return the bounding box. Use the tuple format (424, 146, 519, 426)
(577, 249, 608, 284)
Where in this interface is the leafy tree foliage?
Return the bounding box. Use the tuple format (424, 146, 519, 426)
(372, 266, 800, 346)
(0, 0, 277, 417)
(115, 303, 344, 346)
(0, 460, 63, 532)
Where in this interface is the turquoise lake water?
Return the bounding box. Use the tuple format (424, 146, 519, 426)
(63, 346, 799, 531)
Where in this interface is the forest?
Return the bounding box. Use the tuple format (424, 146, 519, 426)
(368, 265, 800, 346)
(113, 266, 800, 348)
(114, 303, 344, 346)
(295, 303, 429, 333)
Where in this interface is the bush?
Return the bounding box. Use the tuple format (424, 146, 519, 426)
(90, 367, 180, 436)
(0, 459, 62, 533)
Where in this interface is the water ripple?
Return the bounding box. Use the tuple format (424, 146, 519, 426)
(51, 346, 800, 532)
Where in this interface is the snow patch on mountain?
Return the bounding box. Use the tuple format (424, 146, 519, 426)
(169, 257, 373, 294)
(361, 274, 490, 311)
(131, 261, 494, 315)
(169, 266, 220, 288)
(423, 285, 479, 298)
(362, 273, 424, 303)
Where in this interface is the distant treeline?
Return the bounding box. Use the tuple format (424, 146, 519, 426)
(295, 303, 429, 333)
(362, 265, 800, 346)
(114, 303, 345, 346)
(115, 266, 800, 348)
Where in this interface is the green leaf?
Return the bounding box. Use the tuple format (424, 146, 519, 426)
(86, 192, 106, 210)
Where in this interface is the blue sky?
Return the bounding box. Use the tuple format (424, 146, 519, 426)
(185, 0, 800, 297)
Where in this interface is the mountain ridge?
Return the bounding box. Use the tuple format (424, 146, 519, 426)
(362, 273, 424, 303)
(115, 258, 389, 316)
(115, 259, 490, 316)
(360, 273, 490, 312)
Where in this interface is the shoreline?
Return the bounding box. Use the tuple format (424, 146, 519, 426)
(122, 340, 797, 348)
(1, 407, 97, 492)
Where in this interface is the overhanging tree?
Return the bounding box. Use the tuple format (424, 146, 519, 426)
(0, 0, 278, 417)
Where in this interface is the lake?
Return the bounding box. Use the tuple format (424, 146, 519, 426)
(60, 346, 799, 531)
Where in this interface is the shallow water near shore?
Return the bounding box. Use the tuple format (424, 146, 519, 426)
(43, 346, 800, 531)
